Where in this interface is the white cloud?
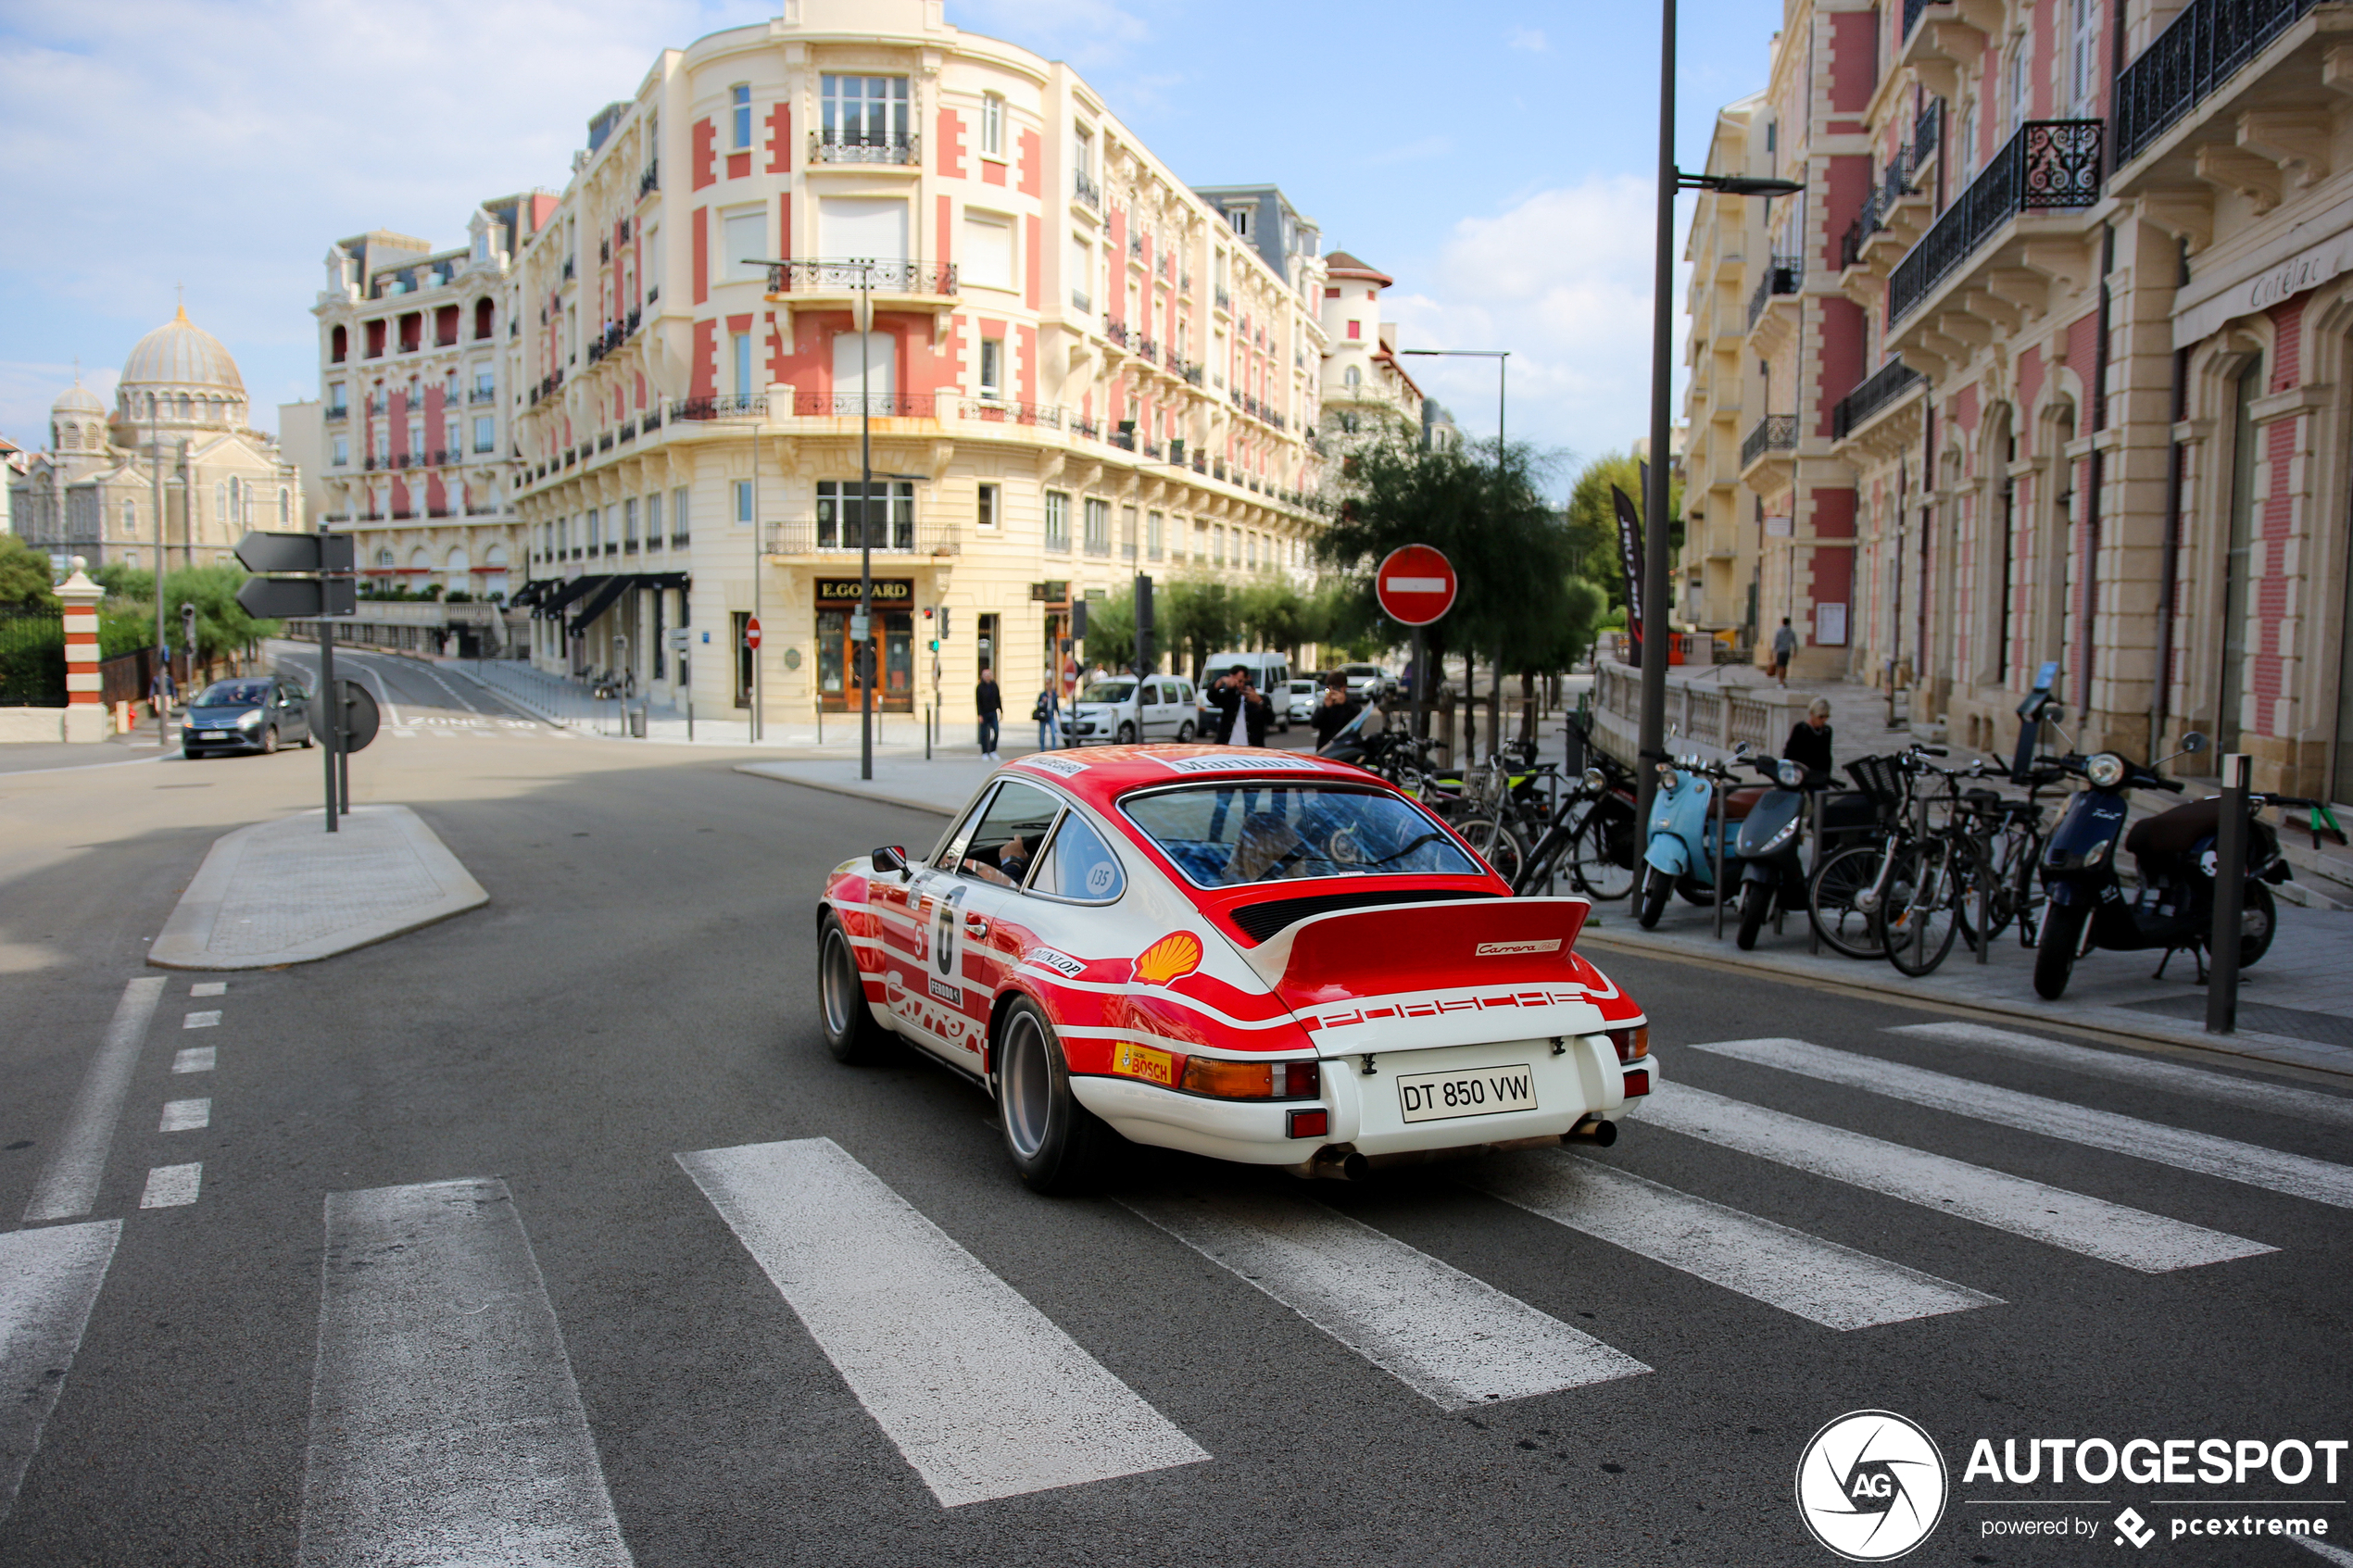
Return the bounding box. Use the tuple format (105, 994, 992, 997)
(1381, 176, 1692, 478)
(1507, 26, 1548, 52)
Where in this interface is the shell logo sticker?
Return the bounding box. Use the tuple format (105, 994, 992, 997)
(1132, 931, 1203, 986)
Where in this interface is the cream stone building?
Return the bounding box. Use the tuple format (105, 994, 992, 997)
(1317, 251, 1434, 450)
(508, 0, 1331, 731)
(8, 309, 300, 576)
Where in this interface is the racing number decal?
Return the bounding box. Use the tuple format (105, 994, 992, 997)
(933, 887, 961, 980)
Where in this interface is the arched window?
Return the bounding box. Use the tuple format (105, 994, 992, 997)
(230, 476, 241, 515)
(179, 394, 192, 420)
(122, 499, 136, 537)
(331, 324, 349, 363)
(216, 482, 227, 519)
(376, 547, 395, 569)
(474, 298, 494, 340)
(1343, 365, 1361, 389)
(278, 487, 290, 524)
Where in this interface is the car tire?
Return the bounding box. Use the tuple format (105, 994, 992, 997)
(818, 911, 893, 1064)
(1116, 721, 1137, 745)
(1637, 867, 1672, 930)
(260, 725, 279, 755)
(299, 727, 314, 749)
(1176, 721, 1195, 742)
(2033, 901, 2089, 1000)
(1735, 879, 1771, 950)
(181, 747, 197, 759)
(993, 997, 1114, 1195)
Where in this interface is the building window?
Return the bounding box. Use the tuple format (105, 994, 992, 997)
(624, 497, 639, 552)
(734, 479, 754, 525)
(328, 382, 347, 415)
(333, 435, 349, 467)
(1044, 490, 1070, 551)
(279, 488, 291, 525)
(645, 492, 663, 550)
(2070, 0, 2101, 113)
(1347, 320, 1361, 340)
(723, 207, 766, 284)
(978, 338, 1003, 399)
(673, 486, 690, 545)
(1227, 207, 1252, 238)
(1343, 365, 1362, 389)
(981, 94, 1005, 157)
(963, 214, 1014, 291)
(1083, 497, 1111, 556)
(977, 483, 1000, 530)
(473, 416, 494, 453)
(587, 508, 601, 552)
(1073, 126, 1092, 178)
(1147, 510, 1164, 560)
(821, 75, 910, 152)
(816, 480, 915, 549)
(731, 84, 752, 150)
(733, 332, 754, 396)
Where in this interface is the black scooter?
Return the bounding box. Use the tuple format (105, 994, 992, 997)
(2033, 733, 2344, 997)
(1727, 746, 1876, 949)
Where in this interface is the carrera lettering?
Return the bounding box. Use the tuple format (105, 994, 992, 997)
(1475, 939, 1561, 956)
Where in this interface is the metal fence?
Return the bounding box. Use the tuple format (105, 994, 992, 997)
(0, 608, 65, 707)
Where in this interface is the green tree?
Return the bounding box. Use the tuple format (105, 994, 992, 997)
(0, 533, 59, 608)
(1162, 574, 1237, 683)
(1081, 586, 1139, 671)
(1236, 581, 1310, 664)
(1564, 448, 1682, 608)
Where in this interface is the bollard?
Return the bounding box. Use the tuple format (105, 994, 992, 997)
(1807, 787, 1825, 956)
(1712, 768, 1726, 941)
(2207, 752, 2250, 1035)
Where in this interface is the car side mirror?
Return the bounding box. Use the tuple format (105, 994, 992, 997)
(2179, 731, 2208, 754)
(871, 845, 911, 878)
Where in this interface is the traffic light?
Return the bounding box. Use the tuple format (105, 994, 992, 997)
(937, 606, 950, 641)
(1071, 597, 1088, 640)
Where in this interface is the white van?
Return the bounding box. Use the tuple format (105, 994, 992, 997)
(1193, 651, 1292, 736)
(1068, 674, 1199, 745)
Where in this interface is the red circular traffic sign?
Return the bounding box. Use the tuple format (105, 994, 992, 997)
(1375, 545, 1457, 626)
(745, 617, 763, 649)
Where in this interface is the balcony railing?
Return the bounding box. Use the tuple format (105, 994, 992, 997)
(2114, 0, 2321, 166)
(1741, 413, 1799, 468)
(1831, 360, 1926, 439)
(1214, 286, 1232, 313)
(1074, 169, 1101, 209)
(1840, 157, 1919, 269)
(674, 395, 768, 420)
(1888, 120, 2103, 323)
(764, 258, 958, 295)
(639, 160, 660, 198)
(326, 407, 348, 422)
(469, 387, 497, 404)
(1746, 257, 1803, 330)
(787, 392, 939, 419)
(1105, 319, 1131, 348)
(810, 128, 918, 166)
(1137, 337, 1160, 363)
(956, 398, 1063, 428)
(1902, 0, 1948, 39)
(763, 519, 959, 556)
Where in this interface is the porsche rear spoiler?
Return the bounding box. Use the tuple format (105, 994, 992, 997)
(1238, 896, 1593, 1002)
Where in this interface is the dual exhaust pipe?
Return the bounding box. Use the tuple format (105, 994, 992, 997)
(1296, 1117, 1617, 1182)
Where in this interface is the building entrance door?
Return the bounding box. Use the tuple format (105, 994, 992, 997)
(815, 577, 915, 712)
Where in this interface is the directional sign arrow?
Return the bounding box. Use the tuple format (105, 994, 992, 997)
(236, 577, 357, 620)
(235, 531, 354, 575)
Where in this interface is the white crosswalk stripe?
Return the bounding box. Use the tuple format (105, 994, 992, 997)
(1690, 1036, 2353, 1210)
(678, 1138, 1207, 1507)
(1890, 1021, 2353, 1132)
(1123, 1187, 1648, 1408)
(1470, 1149, 2001, 1329)
(1642, 1080, 2273, 1273)
(0, 1221, 120, 1523)
(296, 1179, 633, 1568)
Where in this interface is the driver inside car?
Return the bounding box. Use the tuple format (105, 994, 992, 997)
(1225, 812, 1307, 883)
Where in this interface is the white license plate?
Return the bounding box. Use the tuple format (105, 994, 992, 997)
(1396, 1063, 1538, 1123)
(200, 731, 230, 739)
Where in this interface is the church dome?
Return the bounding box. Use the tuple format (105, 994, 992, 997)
(121, 305, 245, 395)
(53, 382, 107, 416)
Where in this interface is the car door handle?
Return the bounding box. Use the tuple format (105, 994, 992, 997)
(963, 914, 990, 938)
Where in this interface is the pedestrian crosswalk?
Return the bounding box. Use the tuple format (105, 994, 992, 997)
(5, 1022, 2350, 1546)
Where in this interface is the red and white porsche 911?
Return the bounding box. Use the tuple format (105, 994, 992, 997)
(817, 745, 1654, 1192)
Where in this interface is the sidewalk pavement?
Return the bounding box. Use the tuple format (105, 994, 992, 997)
(150, 805, 487, 969)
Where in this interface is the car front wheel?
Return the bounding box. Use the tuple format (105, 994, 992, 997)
(260, 725, 279, 754)
(818, 911, 892, 1064)
(994, 998, 1114, 1194)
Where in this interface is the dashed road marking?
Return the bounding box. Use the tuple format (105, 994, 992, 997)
(172, 1047, 215, 1074)
(22, 977, 166, 1224)
(183, 1010, 220, 1030)
(678, 1137, 1209, 1507)
(158, 1098, 210, 1133)
(296, 1178, 633, 1567)
(1470, 1149, 2003, 1330)
(140, 1164, 202, 1209)
(1124, 1185, 1649, 1408)
(189, 982, 226, 997)
(0, 1220, 121, 1521)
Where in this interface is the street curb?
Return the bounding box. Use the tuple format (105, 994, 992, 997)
(1575, 927, 2353, 1083)
(733, 763, 962, 817)
(150, 804, 489, 971)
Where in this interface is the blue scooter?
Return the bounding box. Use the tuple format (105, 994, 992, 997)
(1637, 752, 1755, 929)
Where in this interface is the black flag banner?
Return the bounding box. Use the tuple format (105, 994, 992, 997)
(1611, 483, 1644, 665)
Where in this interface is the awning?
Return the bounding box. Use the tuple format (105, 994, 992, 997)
(509, 579, 551, 609)
(567, 573, 637, 637)
(533, 575, 599, 621)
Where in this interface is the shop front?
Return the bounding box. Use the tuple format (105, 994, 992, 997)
(815, 576, 915, 713)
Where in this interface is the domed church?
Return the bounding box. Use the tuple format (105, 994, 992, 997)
(8, 305, 301, 573)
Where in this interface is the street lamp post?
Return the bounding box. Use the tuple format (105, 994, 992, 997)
(1636, 10, 1804, 830)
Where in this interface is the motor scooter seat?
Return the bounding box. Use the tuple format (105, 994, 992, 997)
(2124, 797, 2218, 863)
(1721, 785, 1769, 822)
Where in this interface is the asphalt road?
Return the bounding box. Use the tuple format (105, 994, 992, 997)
(2, 697, 2347, 1567)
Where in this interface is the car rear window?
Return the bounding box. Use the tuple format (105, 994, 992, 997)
(1121, 784, 1480, 888)
(198, 681, 271, 706)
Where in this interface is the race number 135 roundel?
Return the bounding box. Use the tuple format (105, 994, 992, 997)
(1794, 1410, 1947, 1562)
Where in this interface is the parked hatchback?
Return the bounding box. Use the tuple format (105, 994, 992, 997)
(182, 676, 313, 759)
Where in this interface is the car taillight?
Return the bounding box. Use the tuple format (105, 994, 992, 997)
(1287, 1108, 1329, 1138)
(1622, 1068, 1652, 1098)
(1181, 1056, 1322, 1099)
(1606, 1025, 1650, 1064)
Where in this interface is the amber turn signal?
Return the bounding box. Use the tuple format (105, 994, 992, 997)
(1607, 1025, 1650, 1064)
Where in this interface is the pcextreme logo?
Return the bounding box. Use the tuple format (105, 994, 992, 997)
(1796, 1410, 1949, 1562)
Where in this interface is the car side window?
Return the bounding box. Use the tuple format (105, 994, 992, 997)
(934, 784, 1000, 871)
(1031, 811, 1126, 902)
(958, 781, 1062, 889)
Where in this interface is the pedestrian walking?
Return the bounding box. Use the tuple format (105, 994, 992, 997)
(1032, 682, 1061, 750)
(1783, 696, 1834, 780)
(975, 665, 1002, 762)
(1770, 618, 1797, 686)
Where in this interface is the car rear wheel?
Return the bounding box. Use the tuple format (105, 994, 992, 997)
(1176, 721, 1195, 742)
(818, 912, 892, 1064)
(1116, 721, 1137, 745)
(995, 998, 1114, 1195)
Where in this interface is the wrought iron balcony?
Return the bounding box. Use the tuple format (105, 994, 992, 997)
(811, 129, 918, 166)
(1840, 157, 1922, 269)
(326, 406, 348, 422)
(1074, 169, 1101, 210)
(956, 398, 1063, 428)
(786, 392, 939, 419)
(1741, 413, 1799, 469)
(674, 395, 768, 420)
(1182, 362, 1204, 387)
(2113, 0, 2322, 166)
(765, 518, 958, 557)
(764, 258, 957, 295)
(638, 161, 659, 198)
(1072, 416, 1101, 440)
(469, 387, 497, 404)
(1137, 337, 1159, 364)
(1214, 286, 1232, 313)
(1746, 257, 1803, 330)
(1105, 319, 1132, 348)
(1902, 0, 1949, 39)
(1129, 234, 1145, 257)
(1831, 360, 1926, 439)
(1887, 120, 2102, 323)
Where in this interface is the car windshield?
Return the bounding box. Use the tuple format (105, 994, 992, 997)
(197, 681, 271, 707)
(1121, 784, 1483, 888)
(1343, 665, 1379, 677)
(1081, 680, 1136, 703)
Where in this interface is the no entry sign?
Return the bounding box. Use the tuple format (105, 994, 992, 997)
(1376, 545, 1457, 626)
(745, 617, 763, 649)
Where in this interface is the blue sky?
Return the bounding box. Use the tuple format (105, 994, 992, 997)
(0, 0, 1774, 488)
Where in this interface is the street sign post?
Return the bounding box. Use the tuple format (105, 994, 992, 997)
(1377, 545, 1456, 749)
(236, 530, 355, 834)
(745, 617, 762, 650)
(668, 626, 694, 741)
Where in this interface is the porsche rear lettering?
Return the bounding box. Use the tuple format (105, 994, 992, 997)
(1476, 939, 1561, 957)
